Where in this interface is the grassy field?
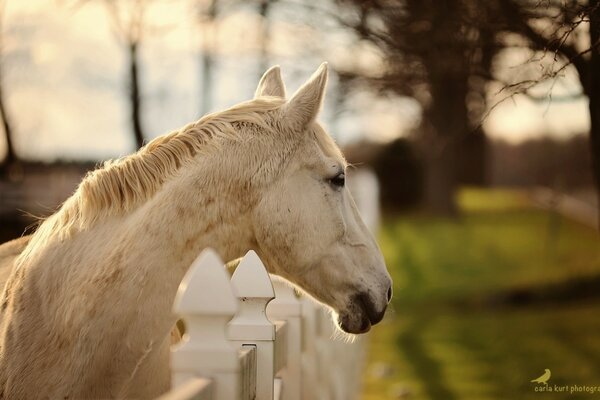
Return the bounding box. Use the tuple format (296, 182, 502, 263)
(362, 189, 600, 400)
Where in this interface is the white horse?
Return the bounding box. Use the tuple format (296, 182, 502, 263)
(0, 64, 392, 399)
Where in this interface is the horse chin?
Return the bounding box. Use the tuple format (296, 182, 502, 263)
(337, 312, 372, 334)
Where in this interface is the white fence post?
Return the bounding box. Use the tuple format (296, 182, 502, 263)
(266, 277, 303, 400)
(300, 298, 319, 400)
(171, 249, 239, 400)
(228, 251, 276, 400)
(315, 309, 335, 400)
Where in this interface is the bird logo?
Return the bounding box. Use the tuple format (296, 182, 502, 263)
(531, 369, 551, 385)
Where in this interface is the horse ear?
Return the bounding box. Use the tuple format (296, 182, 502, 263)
(283, 62, 328, 128)
(255, 65, 286, 98)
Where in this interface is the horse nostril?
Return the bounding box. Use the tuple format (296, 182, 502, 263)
(357, 292, 385, 325)
(387, 286, 393, 302)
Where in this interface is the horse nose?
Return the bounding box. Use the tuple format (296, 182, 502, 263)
(387, 285, 393, 303)
(357, 292, 387, 325)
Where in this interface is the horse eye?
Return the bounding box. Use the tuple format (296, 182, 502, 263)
(329, 173, 345, 188)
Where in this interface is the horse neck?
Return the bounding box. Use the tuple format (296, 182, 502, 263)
(130, 171, 258, 299)
(66, 166, 260, 377)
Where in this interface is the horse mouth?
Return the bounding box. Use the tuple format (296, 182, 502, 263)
(337, 312, 371, 334)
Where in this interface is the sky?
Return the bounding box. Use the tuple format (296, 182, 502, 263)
(0, 0, 591, 162)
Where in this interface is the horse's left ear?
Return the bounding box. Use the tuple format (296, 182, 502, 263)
(255, 65, 286, 98)
(284, 62, 328, 129)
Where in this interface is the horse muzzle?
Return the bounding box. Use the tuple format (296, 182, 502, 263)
(337, 285, 392, 334)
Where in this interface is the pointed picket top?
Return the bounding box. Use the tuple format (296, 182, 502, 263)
(231, 250, 275, 299)
(228, 250, 276, 341)
(174, 248, 238, 316)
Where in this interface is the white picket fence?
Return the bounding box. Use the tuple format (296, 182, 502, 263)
(159, 168, 379, 400)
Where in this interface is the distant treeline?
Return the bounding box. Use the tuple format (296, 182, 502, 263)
(489, 135, 593, 190)
(344, 134, 593, 211)
(0, 161, 95, 242)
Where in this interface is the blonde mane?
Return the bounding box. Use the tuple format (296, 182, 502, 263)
(18, 97, 284, 262)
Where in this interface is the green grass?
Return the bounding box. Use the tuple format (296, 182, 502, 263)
(362, 188, 600, 400)
(381, 189, 600, 306)
(364, 304, 600, 400)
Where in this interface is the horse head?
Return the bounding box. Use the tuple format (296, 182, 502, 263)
(247, 64, 392, 333)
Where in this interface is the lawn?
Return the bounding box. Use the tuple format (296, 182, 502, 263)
(362, 189, 600, 400)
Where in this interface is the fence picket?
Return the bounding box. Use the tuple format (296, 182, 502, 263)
(300, 298, 319, 400)
(171, 249, 239, 400)
(228, 251, 276, 400)
(266, 277, 303, 400)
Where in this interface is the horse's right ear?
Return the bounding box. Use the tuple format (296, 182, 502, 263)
(255, 65, 286, 98)
(283, 62, 328, 129)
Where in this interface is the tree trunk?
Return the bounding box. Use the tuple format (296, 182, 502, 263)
(200, 46, 213, 116)
(460, 23, 494, 187)
(421, 71, 469, 216)
(200, 0, 217, 116)
(459, 127, 487, 186)
(423, 136, 459, 215)
(588, 0, 600, 221)
(257, 0, 273, 79)
(200, 55, 212, 116)
(416, 0, 472, 216)
(0, 65, 14, 166)
(129, 41, 144, 149)
(0, 0, 14, 168)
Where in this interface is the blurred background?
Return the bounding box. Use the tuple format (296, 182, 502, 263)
(1, 0, 599, 398)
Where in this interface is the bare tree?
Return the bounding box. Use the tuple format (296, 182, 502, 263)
(195, 0, 276, 114)
(497, 0, 600, 214)
(73, 0, 150, 149)
(330, 0, 505, 215)
(197, 0, 218, 115)
(257, 0, 277, 78)
(104, 0, 147, 149)
(0, 0, 16, 169)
